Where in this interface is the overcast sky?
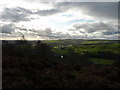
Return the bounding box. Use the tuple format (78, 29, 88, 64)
(0, 0, 119, 40)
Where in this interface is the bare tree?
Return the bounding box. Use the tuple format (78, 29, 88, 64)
(21, 35, 26, 41)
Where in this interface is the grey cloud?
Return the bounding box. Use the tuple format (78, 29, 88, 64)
(102, 31, 119, 35)
(15, 26, 72, 39)
(34, 28, 72, 39)
(15, 7, 32, 14)
(15, 27, 55, 38)
(35, 2, 118, 20)
(37, 28, 53, 37)
(68, 21, 119, 39)
(1, 7, 62, 22)
(2, 24, 118, 40)
(54, 2, 118, 20)
(15, 26, 28, 31)
(73, 22, 118, 33)
(2, 24, 15, 34)
(36, 28, 58, 39)
(1, 2, 118, 23)
(1, 7, 32, 22)
(30, 25, 119, 40)
(52, 32, 72, 39)
(45, 28, 52, 35)
(22, 0, 119, 2)
(35, 9, 61, 16)
(82, 2, 118, 20)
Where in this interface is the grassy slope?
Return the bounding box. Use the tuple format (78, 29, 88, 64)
(2, 39, 120, 88)
(47, 40, 120, 65)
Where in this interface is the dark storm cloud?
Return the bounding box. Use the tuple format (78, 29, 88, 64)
(82, 2, 118, 20)
(2, 24, 15, 34)
(54, 2, 118, 20)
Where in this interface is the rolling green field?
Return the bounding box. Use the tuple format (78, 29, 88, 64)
(43, 39, 120, 65)
(2, 39, 120, 88)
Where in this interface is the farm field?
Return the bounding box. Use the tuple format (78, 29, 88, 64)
(2, 39, 120, 88)
(43, 39, 119, 65)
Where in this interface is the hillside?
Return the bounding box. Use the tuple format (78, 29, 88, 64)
(2, 39, 120, 88)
